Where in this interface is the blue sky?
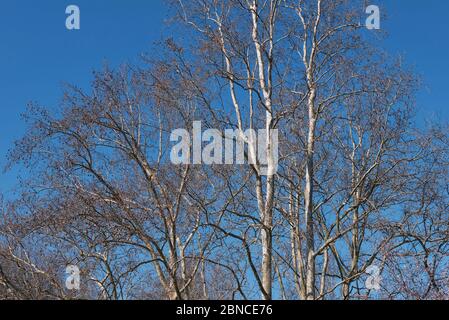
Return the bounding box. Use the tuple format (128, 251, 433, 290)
(0, 0, 448, 195)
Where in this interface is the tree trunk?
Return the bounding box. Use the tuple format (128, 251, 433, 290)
(305, 86, 317, 300)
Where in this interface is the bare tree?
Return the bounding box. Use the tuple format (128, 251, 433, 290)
(2, 0, 448, 301)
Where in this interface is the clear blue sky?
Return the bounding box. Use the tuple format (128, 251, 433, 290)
(0, 0, 448, 194)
